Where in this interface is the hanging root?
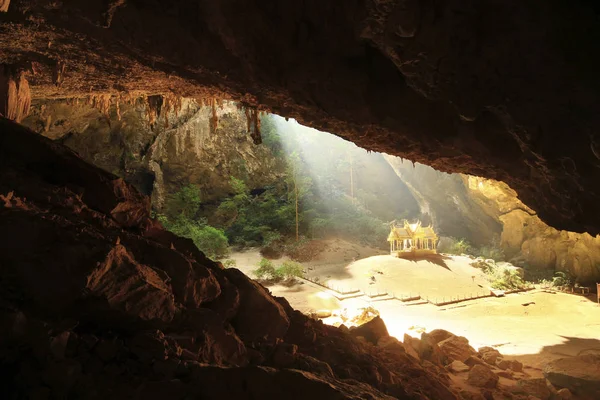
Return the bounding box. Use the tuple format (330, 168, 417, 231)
(0, 65, 31, 123)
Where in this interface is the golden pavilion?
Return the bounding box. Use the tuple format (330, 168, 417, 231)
(387, 220, 438, 257)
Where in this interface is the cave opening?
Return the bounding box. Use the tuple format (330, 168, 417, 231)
(3, 0, 600, 396)
(4, 96, 599, 399)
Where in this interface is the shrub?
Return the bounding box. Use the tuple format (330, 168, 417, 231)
(491, 269, 526, 290)
(190, 225, 229, 259)
(438, 237, 472, 255)
(254, 258, 277, 280)
(223, 259, 237, 268)
(276, 261, 304, 280)
(552, 271, 573, 287)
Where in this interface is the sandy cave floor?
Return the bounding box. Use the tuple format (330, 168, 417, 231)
(229, 239, 600, 370)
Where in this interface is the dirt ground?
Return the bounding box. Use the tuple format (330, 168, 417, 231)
(229, 239, 600, 370)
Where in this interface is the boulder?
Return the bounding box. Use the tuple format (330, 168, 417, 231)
(403, 334, 420, 361)
(129, 330, 168, 363)
(428, 329, 455, 344)
(467, 364, 499, 389)
(349, 316, 389, 345)
(465, 355, 486, 368)
(418, 332, 445, 366)
(438, 335, 477, 363)
(479, 347, 502, 365)
(185, 309, 248, 366)
(225, 268, 290, 342)
(189, 365, 396, 399)
(514, 378, 552, 400)
(448, 360, 470, 373)
(556, 388, 572, 399)
(377, 336, 406, 355)
(543, 355, 600, 398)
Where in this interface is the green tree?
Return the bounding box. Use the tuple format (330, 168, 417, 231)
(163, 184, 202, 220)
(285, 151, 312, 241)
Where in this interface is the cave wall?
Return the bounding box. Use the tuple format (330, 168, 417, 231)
(21, 99, 285, 208)
(465, 177, 600, 284)
(385, 156, 600, 284)
(2, 1, 600, 235)
(384, 155, 502, 247)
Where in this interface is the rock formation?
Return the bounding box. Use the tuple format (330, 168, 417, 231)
(0, 118, 462, 399)
(2, 1, 600, 235)
(384, 156, 600, 284)
(21, 99, 285, 208)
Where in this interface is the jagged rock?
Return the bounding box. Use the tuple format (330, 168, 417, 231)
(459, 390, 486, 400)
(429, 329, 456, 344)
(50, 331, 71, 361)
(403, 334, 421, 361)
(479, 347, 502, 365)
(419, 332, 445, 366)
(509, 360, 523, 373)
(438, 335, 477, 363)
(185, 309, 248, 366)
(189, 365, 396, 399)
(513, 378, 552, 400)
(556, 388, 572, 399)
(225, 268, 290, 342)
(468, 364, 499, 389)
(496, 370, 515, 380)
(377, 336, 406, 356)
(496, 358, 510, 370)
(543, 355, 600, 398)
(129, 330, 168, 363)
(465, 355, 487, 368)
(448, 360, 471, 373)
(349, 316, 389, 345)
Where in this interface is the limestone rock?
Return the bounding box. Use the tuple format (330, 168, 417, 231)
(438, 335, 477, 363)
(429, 329, 456, 344)
(448, 360, 471, 373)
(349, 316, 389, 345)
(189, 366, 396, 399)
(514, 378, 552, 400)
(468, 364, 499, 389)
(479, 347, 502, 365)
(543, 355, 600, 398)
(556, 388, 572, 399)
(418, 332, 446, 366)
(225, 268, 290, 342)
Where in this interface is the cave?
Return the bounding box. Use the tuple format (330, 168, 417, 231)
(2, 1, 600, 399)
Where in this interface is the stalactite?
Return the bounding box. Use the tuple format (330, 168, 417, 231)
(53, 60, 66, 87)
(0, 66, 31, 123)
(146, 95, 163, 128)
(244, 107, 262, 145)
(210, 98, 218, 132)
(0, 0, 10, 13)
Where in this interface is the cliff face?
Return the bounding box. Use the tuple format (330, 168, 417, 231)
(385, 157, 600, 284)
(466, 177, 600, 285)
(21, 99, 285, 208)
(384, 155, 502, 247)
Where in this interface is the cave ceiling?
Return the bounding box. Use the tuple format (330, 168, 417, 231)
(1, 1, 600, 234)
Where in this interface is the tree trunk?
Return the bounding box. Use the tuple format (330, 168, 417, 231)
(295, 179, 299, 241)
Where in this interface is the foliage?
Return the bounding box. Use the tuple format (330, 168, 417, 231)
(254, 258, 304, 282)
(254, 258, 277, 280)
(439, 237, 473, 255)
(222, 259, 237, 268)
(276, 260, 304, 280)
(552, 271, 573, 287)
(163, 184, 202, 220)
(491, 269, 526, 290)
(159, 214, 229, 259)
(159, 185, 229, 259)
(474, 237, 505, 261)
